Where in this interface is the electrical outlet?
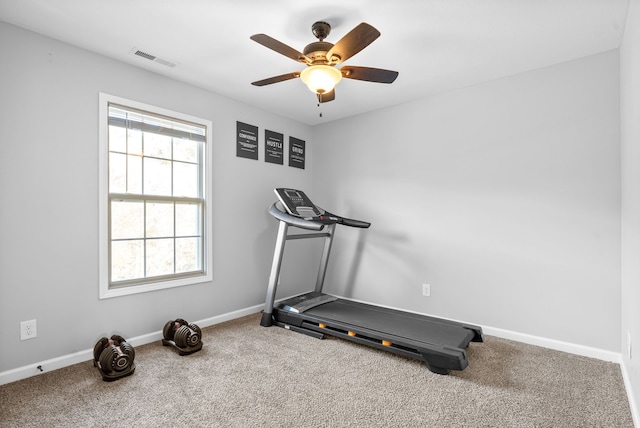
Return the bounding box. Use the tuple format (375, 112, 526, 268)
(422, 284, 431, 297)
(20, 319, 37, 341)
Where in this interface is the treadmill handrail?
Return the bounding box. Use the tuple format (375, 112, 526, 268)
(268, 202, 326, 231)
(268, 202, 371, 230)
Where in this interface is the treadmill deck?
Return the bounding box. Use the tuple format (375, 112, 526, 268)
(274, 292, 483, 374)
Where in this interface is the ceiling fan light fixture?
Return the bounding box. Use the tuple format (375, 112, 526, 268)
(300, 65, 342, 94)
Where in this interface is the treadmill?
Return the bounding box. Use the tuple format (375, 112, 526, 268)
(260, 188, 483, 374)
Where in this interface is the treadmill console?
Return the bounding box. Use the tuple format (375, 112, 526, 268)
(273, 188, 371, 229)
(275, 188, 321, 218)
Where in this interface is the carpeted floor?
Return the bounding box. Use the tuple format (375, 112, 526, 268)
(0, 313, 634, 427)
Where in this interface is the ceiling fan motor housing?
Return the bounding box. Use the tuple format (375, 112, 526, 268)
(303, 41, 335, 63)
(311, 21, 331, 40)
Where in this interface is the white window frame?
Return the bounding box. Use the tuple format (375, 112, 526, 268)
(98, 93, 213, 299)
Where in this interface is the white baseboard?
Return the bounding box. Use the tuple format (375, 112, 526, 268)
(0, 303, 264, 386)
(621, 360, 640, 428)
(482, 325, 621, 363)
(0, 348, 96, 386)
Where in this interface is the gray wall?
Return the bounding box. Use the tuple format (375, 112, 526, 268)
(311, 50, 621, 353)
(621, 0, 640, 418)
(0, 22, 316, 372)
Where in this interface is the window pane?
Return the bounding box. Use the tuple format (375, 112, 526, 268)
(175, 203, 199, 237)
(128, 129, 143, 155)
(173, 162, 199, 197)
(128, 155, 142, 194)
(109, 125, 126, 153)
(176, 237, 200, 273)
(144, 157, 171, 195)
(109, 153, 126, 193)
(145, 132, 172, 160)
(111, 200, 144, 239)
(174, 138, 197, 163)
(146, 201, 174, 238)
(146, 238, 174, 277)
(111, 240, 144, 281)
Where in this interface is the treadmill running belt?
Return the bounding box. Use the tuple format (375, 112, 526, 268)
(306, 299, 474, 350)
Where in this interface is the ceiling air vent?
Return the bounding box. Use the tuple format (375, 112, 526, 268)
(130, 48, 176, 68)
(134, 49, 156, 61)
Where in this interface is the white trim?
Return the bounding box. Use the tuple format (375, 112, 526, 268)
(97, 92, 214, 299)
(483, 325, 621, 363)
(0, 349, 94, 386)
(0, 303, 265, 386)
(621, 360, 640, 428)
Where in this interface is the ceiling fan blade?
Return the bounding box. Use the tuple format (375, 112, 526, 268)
(326, 22, 380, 64)
(250, 34, 309, 64)
(317, 89, 335, 103)
(251, 72, 300, 86)
(341, 66, 398, 84)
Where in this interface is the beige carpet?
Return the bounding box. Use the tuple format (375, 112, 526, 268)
(0, 313, 633, 427)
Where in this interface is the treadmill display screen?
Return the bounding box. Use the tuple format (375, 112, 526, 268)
(285, 190, 302, 201)
(275, 188, 320, 217)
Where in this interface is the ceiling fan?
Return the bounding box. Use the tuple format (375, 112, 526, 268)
(250, 21, 399, 103)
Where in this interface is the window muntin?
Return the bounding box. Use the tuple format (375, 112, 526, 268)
(99, 94, 212, 298)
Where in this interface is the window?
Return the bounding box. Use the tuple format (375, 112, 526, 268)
(99, 93, 212, 298)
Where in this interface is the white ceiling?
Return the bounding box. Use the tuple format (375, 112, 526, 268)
(0, 0, 630, 125)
